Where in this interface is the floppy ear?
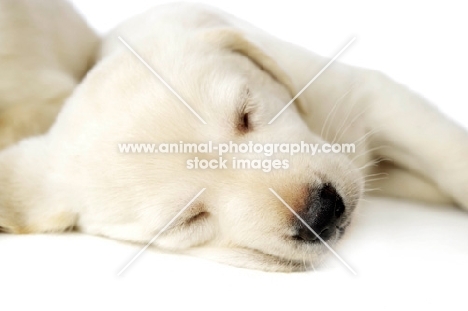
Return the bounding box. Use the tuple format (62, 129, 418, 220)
(203, 28, 305, 112)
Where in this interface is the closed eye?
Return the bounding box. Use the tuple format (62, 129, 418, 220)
(237, 88, 253, 134)
(238, 111, 250, 133)
(185, 211, 210, 226)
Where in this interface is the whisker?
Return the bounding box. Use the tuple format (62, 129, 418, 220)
(363, 176, 389, 184)
(359, 172, 389, 180)
(330, 93, 362, 144)
(310, 260, 316, 272)
(363, 187, 382, 193)
(341, 157, 389, 180)
(321, 81, 359, 140)
(356, 173, 388, 182)
(334, 104, 372, 145)
(353, 127, 383, 148)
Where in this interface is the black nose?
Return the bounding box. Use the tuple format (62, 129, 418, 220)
(294, 184, 345, 243)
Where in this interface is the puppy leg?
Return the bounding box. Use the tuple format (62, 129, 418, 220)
(367, 162, 454, 206)
(362, 71, 468, 209)
(0, 138, 77, 234)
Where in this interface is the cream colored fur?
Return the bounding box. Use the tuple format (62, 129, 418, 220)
(0, 0, 98, 149)
(1, 2, 467, 271)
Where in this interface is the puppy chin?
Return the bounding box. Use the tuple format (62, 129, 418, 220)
(185, 242, 331, 272)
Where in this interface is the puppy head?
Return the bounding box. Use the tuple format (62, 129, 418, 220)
(61, 27, 363, 271)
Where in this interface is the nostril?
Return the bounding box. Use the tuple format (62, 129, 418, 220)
(320, 184, 345, 218)
(293, 225, 333, 243)
(320, 228, 329, 236)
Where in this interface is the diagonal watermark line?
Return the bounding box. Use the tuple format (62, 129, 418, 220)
(268, 37, 356, 124)
(268, 188, 357, 275)
(118, 188, 206, 276)
(118, 36, 207, 125)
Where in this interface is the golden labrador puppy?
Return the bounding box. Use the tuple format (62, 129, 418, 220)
(0, 2, 467, 271)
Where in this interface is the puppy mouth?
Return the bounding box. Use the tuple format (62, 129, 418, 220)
(291, 225, 346, 243)
(290, 213, 352, 244)
(335, 218, 352, 238)
(283, 223, 350, 270)
(336, 225, 348, 239)
(242, 229, 347, 272)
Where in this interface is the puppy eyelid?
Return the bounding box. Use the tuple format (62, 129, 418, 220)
(237, 111, 250, 134)
(237, 88, 252, 134)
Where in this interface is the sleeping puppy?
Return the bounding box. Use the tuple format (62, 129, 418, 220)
(0, 0, 98, 149)
(1, 2, 467, 272)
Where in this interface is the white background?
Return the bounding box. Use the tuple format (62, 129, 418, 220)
(2, 1, 468, 310)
